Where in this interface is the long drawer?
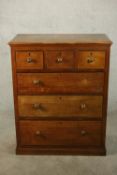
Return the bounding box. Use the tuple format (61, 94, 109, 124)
(19, 121, 102, 146)
(18, 95, 103, 118)
(17, 73, 104, 94)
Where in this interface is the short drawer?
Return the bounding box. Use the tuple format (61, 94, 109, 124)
(19, 121, 102, 146)
(18, 95, 103, 118)
(77, 51, 105, 69)
(16, 51, 43, 70)
(17, 73, 104, 94)
(45, 50, 75, 70)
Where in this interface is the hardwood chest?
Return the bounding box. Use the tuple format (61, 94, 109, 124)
(9, 34, 112, 155)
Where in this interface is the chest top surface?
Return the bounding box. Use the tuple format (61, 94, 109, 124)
(9, 34, 112, 45)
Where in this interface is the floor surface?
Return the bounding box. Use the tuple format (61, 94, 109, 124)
(0, 110, 117, 175)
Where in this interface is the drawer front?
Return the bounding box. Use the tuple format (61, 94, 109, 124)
(17, 73, 104, 94)
(45, 50, 75, 70)
(19, 121, 102, 146)
(78, 51, 105, 69)
(16, 51, 43, 70)
(18, 95, 103, 118)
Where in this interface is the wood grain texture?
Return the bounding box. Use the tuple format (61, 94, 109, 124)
(16, 51, 43, 70)
(9, 34, 112, 155)
(77, 51, 105, 69)
(45, 50, 75, 70)
(9, 34, 112, 45)
(18, 95, 103, 118)
(17, 72, 104, 94)
(19, 120, 102, 146)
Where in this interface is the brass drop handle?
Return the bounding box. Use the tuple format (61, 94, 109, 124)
(35, 130, 41, 136)
(56, 57, 63, 63)
(87, 53, 95, 63)
(80, 103, 86, 110)
(33, 103, 42, 110)
(87, 57, 95, 63)
(27, 57, 33, 63)
(81, 130, 87, 136)
(33, 80, 43, 86)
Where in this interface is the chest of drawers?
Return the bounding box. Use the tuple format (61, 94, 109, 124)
(9, 34, 112, 155)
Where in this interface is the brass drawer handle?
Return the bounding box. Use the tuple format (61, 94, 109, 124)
(33, 80, 43, 86)
(27, 57, 33, 63)
(81, 130, 87, 136)
(80, 103, 86, 110)
(35, 130, 41, 136)
(35, 130, 46, 138)
(56, 57, 63, 63)
(33, 103, 42, 110)
(87, 57, 95, 63)
(87, 52, 95, 63)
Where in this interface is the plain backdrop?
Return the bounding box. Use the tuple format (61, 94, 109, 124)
(0, 0, 117, 115)
(0, 2, 117, 174)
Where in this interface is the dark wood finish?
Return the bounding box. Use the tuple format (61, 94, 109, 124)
(17, 73, 104, 94)
(9, 34, 112, 155)
(19, 121, 102, 146)
(16, 146, 106, 155)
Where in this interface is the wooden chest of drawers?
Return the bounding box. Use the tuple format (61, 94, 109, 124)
(9, 34, 112, 155)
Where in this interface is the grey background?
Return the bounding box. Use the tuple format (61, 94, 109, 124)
(0, 1, 117, 175)
(0, 0, 117, 114)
